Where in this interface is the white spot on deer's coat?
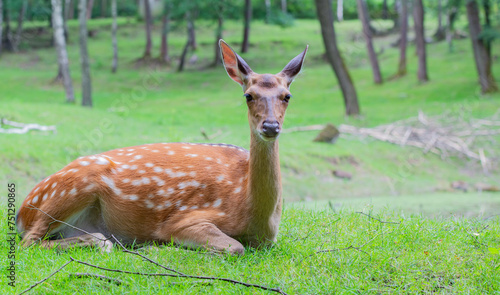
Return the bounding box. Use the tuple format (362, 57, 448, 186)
(152, 176, 165, 186)
(79, 161, 90, 166)
(84, 184, 96, 191)
(32, 195, 39, 203)
(152, 150, 159, 153)
(34, 187, 40, 193)
(179, 206, 188, 211)
(101, 175, 122, 196)
(203, 202, 210, 208)
(144, 200, 155, 209)
(205, 157, 213, 161)
(42, 194, 48, 201)
(154, 167, 163, 173)
(139, 170, 146, 174)
(122, 164, 130, 169)
(145, 163, 154, 167)
(213, 199, 222, 208)
(189, 171, 197, 177)
(186, 154, 198, 158)
(51, 182, 57, 188)
(128, 195, 138, 201)
(127, 149, 134, 152)
(130, 165, 138, 170)
(165, 169, 186, 178)
(182, 146, 191, 149)
(164, 201, 172, 208)
(50, 190, 56, 198)
(217, 212, 226, 216)
(216, 175, 224, 182)
(96, 157, 109, 165)
(167, 151, 175, 155)
(178, 180, 200, 189)
(60, 190, 66, 197)
(167, 188, 175, 195)
(117, 153, 123, 156)
(234, 187, 242, 194)
(176, 200, 182, 207)
(123, 178, 130, 183)
(134, 155, 143, 160)
(70, 188, 77, 195)
(126, 153, 134, 156)
(191, 205, 199, 210)
(44, 177, 51, 183)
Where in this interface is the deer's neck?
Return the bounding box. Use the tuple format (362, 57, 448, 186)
(245, 133, 283, 241)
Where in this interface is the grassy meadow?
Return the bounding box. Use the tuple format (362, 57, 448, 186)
(1, 16, 500, 294)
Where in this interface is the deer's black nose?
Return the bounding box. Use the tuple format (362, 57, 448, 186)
(262, 121, 280, 138)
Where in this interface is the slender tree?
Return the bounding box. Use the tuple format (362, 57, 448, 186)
(111, 0, 118, 72)
(433, 0, 445, 40)
(337, 0, 343, 21)
(12, 0, 27, 52)
(52, 0, 75, 103)
(178, 10, 194, 72)
(241, 0, 251, 53)
(314, 0, 360, 116)
(413, 0, 429, 82)
(3, 0, 13, 51)
(86, 0, 94, 19)
(100, 0, 107, 17)
(159, 0, 171, 64)
(0, 0, 3, 56)
(143, 0, 152, 58)
(63, 0, 71, 41)
(356, 0, 382, 84)
(79, 0, 92, 106)
(466, 0, 498, 93)
(264, 0, 271, 23)
(281, 0, 287, 13)
(396, 0, 408, 77)
(213, 1, 224, 66)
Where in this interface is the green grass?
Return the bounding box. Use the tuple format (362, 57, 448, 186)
(2, 206, 500, 294)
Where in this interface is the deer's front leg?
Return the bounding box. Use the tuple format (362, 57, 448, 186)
(22, 232, 113, 253)
(167, 222, 245, 255)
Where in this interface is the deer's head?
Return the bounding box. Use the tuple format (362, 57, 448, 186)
(220, 40, 308, 142)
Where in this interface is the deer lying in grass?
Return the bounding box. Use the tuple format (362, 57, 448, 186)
(16, 40, 308, 255)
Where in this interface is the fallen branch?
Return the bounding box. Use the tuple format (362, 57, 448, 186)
(356, 212, 401, 224)
(0, 118, 56, 134)
(19, 260, 73, 295)
(69, 273, 123, 286)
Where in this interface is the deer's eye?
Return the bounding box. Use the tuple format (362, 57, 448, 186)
(244, 93, 253, 102)
(284, 94, 292, 103)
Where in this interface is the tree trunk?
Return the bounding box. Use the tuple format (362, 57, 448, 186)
(413, 0, 429, 82)
(111, 0, 118, 72)
(188, 12, 197, 50)
(86, 0, 94, 19)
(356, 0, 382, 84)
(178, 11, 193, 72)
(433, 0, 445, 41)
(314, 0, 360, 116)
(68, 0, 75, 19)
(12, 0, 27, 52)
(52, 0, 75, 103)
(143, 0, 152, 57)
(382, 0, 388, 19)
(337, 0, 343, 22)
(396, 0, 408, 77)
(466, 0, 498, 93)
(265, 0, 271, 24)
(482, 0, 491, 58)
(79, 0, 92, 107)
(64, 0, 71, 41)
(159, 1, 170, 63)
(446, 5, 458, 52)
(214, 12, 223, 66)
(0, 0, 3, 56)
(100, 0, 107, 17)
(281, 0, 287, 13)
(4, 0, 13, 51)
(241, 0, 251, 53)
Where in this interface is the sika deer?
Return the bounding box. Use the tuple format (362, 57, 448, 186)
(16, 40, 308, 255)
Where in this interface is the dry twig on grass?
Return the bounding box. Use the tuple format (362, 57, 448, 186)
(0, 118, 56, 134)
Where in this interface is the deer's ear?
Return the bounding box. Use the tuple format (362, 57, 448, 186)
(279, 45, 308, 87)
(219, 39, 253, 86)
